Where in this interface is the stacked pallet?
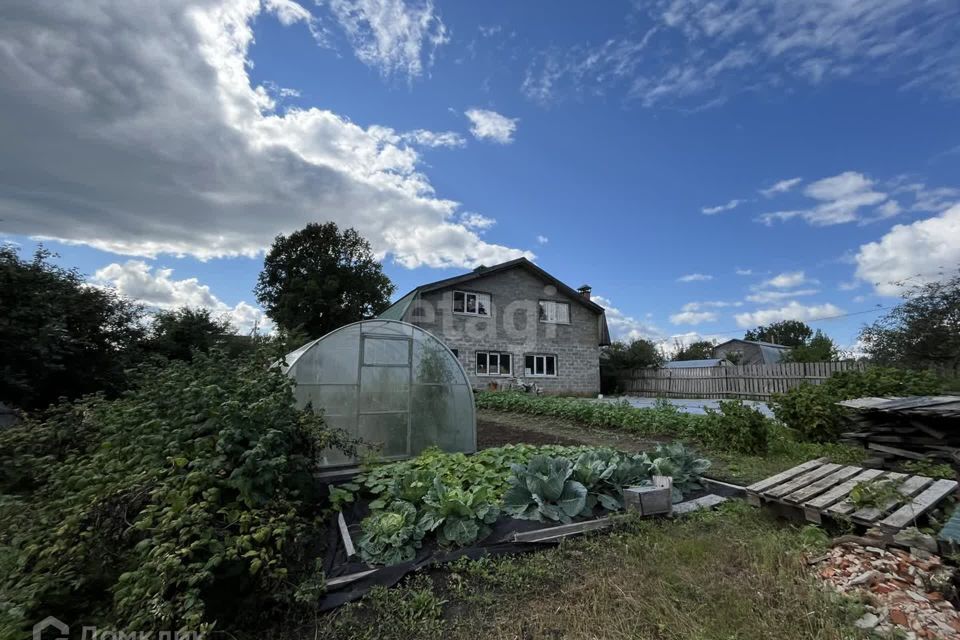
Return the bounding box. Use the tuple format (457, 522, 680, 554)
(838, 396, 960, 464)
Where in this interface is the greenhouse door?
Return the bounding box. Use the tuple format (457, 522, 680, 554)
(358, 333, 412, 459)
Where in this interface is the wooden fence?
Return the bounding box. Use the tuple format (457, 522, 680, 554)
(617, 361, 867, 401)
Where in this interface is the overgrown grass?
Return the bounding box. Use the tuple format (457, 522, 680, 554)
(298, 503, 867, 640)
(476, 392, 866, 485)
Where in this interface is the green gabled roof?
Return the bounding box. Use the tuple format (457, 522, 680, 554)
(378, 289, 418, 320)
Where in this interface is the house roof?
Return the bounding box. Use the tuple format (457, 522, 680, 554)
(664, 358, 727, 368)
(379, 257, 611, 345)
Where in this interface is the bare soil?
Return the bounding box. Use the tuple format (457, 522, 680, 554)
(476, 409, 671, 451)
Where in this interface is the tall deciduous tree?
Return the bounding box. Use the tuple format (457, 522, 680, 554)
(145, 307, 235, 362)
(673, 340, 716, 361)
(0, 246, 145, 410)
(781, 329, 840, 362)
(255, 223, 394, 338)
(859, 274, 960, 375)
(744, 320, 813, 347)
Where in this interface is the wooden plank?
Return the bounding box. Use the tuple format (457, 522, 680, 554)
(512, 517, 614, 542)
(850, 475, 934, 524)
(338, 511, 356, 557)
(879, 479, 959, 531)
(766, 463, 841, 499)
(326, 568, 379, 588)
(746, 458, 827, 494)
(673, 494, 727, 515)
(804, 468, 885, 512)
(827, 472, 907, 517)
(867, 443, 928, 460)
(783, 465, 863, 504)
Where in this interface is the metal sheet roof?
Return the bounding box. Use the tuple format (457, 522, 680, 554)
(838, 396, 960, 415)
(664, 359, 727, 368)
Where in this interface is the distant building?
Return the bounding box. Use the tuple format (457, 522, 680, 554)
(379, 257, 610, 395)
(712, 339, 790, 365)
(663, 358, 728, 369)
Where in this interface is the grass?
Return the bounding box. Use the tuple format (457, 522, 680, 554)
(287, 502, 867, 640)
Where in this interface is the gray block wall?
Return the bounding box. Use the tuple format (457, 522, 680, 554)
(402, 267, 601, 396)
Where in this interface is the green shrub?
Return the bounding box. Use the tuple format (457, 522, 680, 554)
(702, 400, 771, 454)
(772, 367, 942, 442)
(0, 351, 352, 636)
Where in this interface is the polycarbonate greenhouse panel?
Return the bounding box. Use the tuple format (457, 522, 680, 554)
(282, 320, 476, 468)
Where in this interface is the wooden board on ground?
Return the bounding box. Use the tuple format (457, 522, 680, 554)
(673, 494, 727, 515)
(746, 459, 955, 533)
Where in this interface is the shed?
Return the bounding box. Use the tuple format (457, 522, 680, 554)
(281, 319, 476, 468)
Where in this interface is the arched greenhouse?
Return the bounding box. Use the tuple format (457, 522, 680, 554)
(282, 320, 476, 467)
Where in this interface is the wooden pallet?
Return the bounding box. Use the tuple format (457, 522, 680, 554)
(746, 458, 957, 532)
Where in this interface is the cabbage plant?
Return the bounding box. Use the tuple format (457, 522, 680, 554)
(420, 478, 500, 547)
(357, 500, 427, 566)
(502, 455, 588, 523)
(649, 442, 710, 501)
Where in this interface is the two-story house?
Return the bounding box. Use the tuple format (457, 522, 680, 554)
(379, 258, 610, 396)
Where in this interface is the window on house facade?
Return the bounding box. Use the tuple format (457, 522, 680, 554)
(476, 351, 511, 376)
(450, 348, 459, 358)
(538, 300, 570, 324)
(524, 354, 557, 377)
(453, 291, 491, 316)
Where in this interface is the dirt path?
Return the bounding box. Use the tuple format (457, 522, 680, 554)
(477, 409, 672, 452)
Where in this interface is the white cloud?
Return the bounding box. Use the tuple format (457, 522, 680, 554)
(464, 108, 518, 144)
(681, 300, 740, 311)
(677, 273, 713, 282)
(762, 271, 811, 288)
(94, 260, 271, 334)
(659, 331, 727, 358)
(459, 212, 495, 231)
(593, 295, 663, 343)
(746, 288, 819, 303)
(401, 129, 466, 148)
(759, 171, 889, 226)
(760, 177, 802, 197)
(838, 281, 860, 291)
(522, 2, 960, 108)
(536, 235, 549, 244)
(855, 204, 960, 296)
(326, 0, 449, 78)
(0, 1, 530, 269)
(735, 268, 753, 276)
(669, 310, 718, 325)
(701, 198, 744, 215)
(892, 182, 960, 213)
(735, 301, 844, 328)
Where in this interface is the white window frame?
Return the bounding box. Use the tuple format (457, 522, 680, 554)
(476, 351, 512, 376)
(524, 354, 557, 377)
(453, 290, 491, 317)
(538, 300, 570, 324)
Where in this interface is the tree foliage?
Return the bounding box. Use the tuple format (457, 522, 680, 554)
(601, 339, 664, 374)
(144, 306, 236, 362)
(0, 351, 354, 635)
(673, 340, 716, 361)
(744, 320, 813, 347)
(859, 275, 960, 376)
(0, 246, 145, 411)
(255, 223, 395, 338)
(781, 330, 840, 363)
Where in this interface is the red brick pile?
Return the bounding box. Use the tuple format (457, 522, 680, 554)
(813, 542, 958, 639)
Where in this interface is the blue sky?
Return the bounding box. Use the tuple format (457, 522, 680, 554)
(2, 0, 959, 352)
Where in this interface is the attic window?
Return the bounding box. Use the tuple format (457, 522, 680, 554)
(453, 291, 490, 316)
(538, 300, 569, 324)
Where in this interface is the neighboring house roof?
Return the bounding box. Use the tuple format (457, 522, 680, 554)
(379, 257, 611, 345)
(664, 358, 728, 369)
